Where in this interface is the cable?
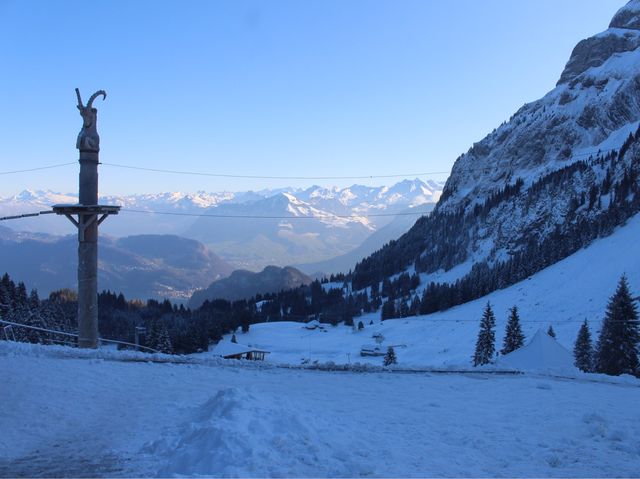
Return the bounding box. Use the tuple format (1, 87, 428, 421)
(0, 162, 76, 176)
(0, 144, 621, 181)
(101, 145, 623, 180)
(101, 162, 451, 180)
(0, 210, 55, 221)
(121, 208, 433, 219)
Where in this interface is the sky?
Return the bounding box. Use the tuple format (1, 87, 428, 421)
(0, 0, 625, 196)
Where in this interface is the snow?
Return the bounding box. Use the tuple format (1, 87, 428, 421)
(3, 212, 640, 475)
(1, 340, 639, 477)
(223, 211, 640, 369)
(496, 329, 578, 374)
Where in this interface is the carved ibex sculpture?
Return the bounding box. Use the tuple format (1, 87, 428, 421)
(76, 88, 106, 152)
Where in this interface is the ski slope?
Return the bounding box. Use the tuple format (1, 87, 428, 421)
(218, 212, 640, 368)
(1, 341, 639, 477)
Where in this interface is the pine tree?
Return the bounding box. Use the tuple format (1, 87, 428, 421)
(596, 275, 639, 376)
(381, 299, 395, 320)
(28, 289, 40, 310)
(547, 325, 556, 338)
(501, 306, 525, 355)
(399, 299, 409, 318)
(0, 282, 10, 317)
(574, 319, 593, 372)
(383, 346, 397, 366)
(231, 333, 237, 343)
(156, 325, 173, 354)
(146, 319, 160, 351)
(473, 302, 496, 366)
(357, 321, 364, 330)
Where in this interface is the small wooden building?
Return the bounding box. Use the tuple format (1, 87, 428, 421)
(212, 341, 270, 361)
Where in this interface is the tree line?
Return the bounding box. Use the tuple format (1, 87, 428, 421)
(472, 275, 639, 377)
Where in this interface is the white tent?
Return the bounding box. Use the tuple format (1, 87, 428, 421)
(495, 329, 578, 374)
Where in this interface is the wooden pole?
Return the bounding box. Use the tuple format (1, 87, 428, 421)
(74, 89, 106, 349)
(77, 149, 99, 348)
(53, 90, 119, 349)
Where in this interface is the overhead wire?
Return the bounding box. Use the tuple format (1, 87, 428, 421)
(0, 162, 77, 176)
(100, 162, 451, 180)
(0, 210, 55, 221)
(0, 145, 622, 180)
(120, 208, 434, 220)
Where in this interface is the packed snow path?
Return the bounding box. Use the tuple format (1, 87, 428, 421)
(2, 344, 640, 477)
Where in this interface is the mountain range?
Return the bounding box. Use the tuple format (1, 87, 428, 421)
(0, 179, 443, 271)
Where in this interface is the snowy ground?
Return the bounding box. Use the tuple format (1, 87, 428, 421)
(1, 341, 640, 478)
(219, 213, 640, 369)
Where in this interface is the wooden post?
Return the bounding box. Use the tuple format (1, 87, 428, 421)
(53, 89, 119, 349)
(78, 149, 99, 348)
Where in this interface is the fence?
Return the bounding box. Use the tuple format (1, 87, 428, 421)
(0, 319, 159, 353)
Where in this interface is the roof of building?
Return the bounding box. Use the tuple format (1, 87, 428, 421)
(211, 341, 270, 358)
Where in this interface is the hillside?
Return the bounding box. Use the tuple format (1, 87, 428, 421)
(218, 207, 640, 367)
(0, 231, 233, 301)
(189, 265, 312, 308)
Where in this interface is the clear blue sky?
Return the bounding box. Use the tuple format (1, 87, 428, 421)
(0, 0, 624, 196)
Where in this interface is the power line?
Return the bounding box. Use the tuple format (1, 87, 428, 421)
(0, 162, 76, 176)
(0, 145, 621, 181)
(101, 162, 451, 180)
(121, 208, 433, 219)
(101, 146, 621, 180)
(0, 210, 55, 221)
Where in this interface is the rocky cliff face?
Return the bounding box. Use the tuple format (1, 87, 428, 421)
(352, 1, 640, 291)
(558, 0, 640, 86)
(440, 0, 640, 215)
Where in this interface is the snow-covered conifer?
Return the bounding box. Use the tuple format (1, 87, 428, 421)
(501, 306, 525, 355)
(573, 319, 593, 372)
(156, 325, 173, 354)
(473, 302, 496, 366)
(596, 275, 639, 376)
(383, 346, 397, 366)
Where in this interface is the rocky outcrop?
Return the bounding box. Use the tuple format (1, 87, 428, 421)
(609, 0, 640, 30)
(558, 0, 640, 86)
(557, 30, 640, 86)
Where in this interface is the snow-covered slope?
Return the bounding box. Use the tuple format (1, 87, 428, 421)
(227, 210, 640, 368)
(2, 341, 639, 477)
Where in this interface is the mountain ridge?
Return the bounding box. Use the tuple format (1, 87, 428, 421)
(189, 265, 312, 308)
(0, 230, 234, 301)
(351, 0, 640, 302)
(0, 179, 443, 271)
